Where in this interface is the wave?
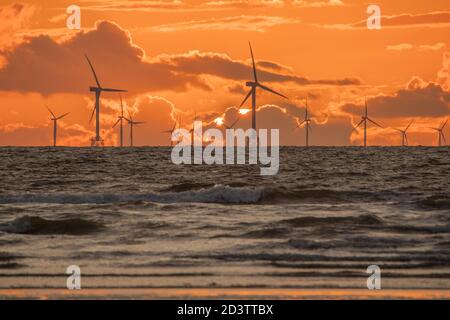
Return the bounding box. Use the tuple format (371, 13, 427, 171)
(0, 185, 266, 205)
(416, 196, 450, 210)
(280, 213, 384, 228)
(0, 185, 440, 206)
(0, 216, 104, 235)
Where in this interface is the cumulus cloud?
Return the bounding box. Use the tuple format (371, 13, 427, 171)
(341, 80, 450, 119)
(155, 50, 361, 86)
(0, 20, 360, 95)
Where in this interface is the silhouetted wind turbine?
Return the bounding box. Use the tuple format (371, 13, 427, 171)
(430, 119, 448, 146)
(239, 42, 288, 131)
(163, 116, 178, 146)
(393, 120, 414, 146)
(112, 95, 126, 147)
(297, 97, 312, 147)
(353, 98, 383, 147)
(125, 111, 144, 147)
(46, 106, 69, 147)
(85, 54, 127, 146)
(190, 111, 199, 147)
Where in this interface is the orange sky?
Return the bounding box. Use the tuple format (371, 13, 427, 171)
(0, 0, 449, 146)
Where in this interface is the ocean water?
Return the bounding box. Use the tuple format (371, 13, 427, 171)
(0, 147, 449, 290)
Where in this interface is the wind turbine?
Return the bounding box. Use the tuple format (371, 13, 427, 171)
(353, 98, 383, 147)
(46, 106, 69, 147)
(125, 110, 145, 147)
(239, 42, 288, 131)
(393, 120, 414, 146)
(162, 116, 178, 146)
(112, 95, 126, 147)
(85, 54, 127, 146)
(190, 111, 199, 147)
(430, 119, 448, 146)
(297, 97, 312, 147)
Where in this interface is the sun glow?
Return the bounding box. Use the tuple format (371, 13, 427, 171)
(214, 117, 224, 126)
(239, 109, 250, 115)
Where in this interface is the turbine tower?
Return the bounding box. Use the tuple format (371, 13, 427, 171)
(46, 106, 69, 147)
(125, 111, 144, 147)
(297, 97, 312, 147)
(190, 111, 199, 147)
(353, 98, 383, 147)
(85, 54, 127, 146)
(430, 119, 448, 146)
(239, 42, 288, 131)
(163, 116, 178, 146)
(393, 120, 413, 146)
(112, 95, 126, 147)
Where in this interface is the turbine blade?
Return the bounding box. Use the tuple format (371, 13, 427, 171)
(56, 112, 70, 120)
(120, 95, 124, 117)
(89, 105, 96, 123)
(134, 121, 145, 125)
(239, 89, 253, 108)
(441, 118, 448, 130)
(85, 54, 101, 88)
(257, 83, 288, 99)
(249, 42, 257, 83)
(405, 133, 409, 146)
(353, 119, 364, 132)
(405, 119, 414, 131)
(46, 105, 56, 118)
(367, 118, 383, 128)
(112, 119, 121, 128)
(102, 88, 128, 92)
(297, 119, 306, 127)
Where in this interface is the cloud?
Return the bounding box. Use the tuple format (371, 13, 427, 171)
(118, 95, 177, 146)
(0, 121, 96, 146)
(386, 43, 414, 51)
(0, 20, 360, 95)
(327, 11, 450, 29)
(202, 0, 285, 9)
(386, 42, 446, 52)
(77, 0, 188, 12)
(155, 50, 361, 86)
(0, 3, 35, 48)
(437, 52, 450, 90)
(151, 15, 300, 32)
(0, 20, 211, 95)
(418, 43, 446, 51)
(341, 79, 450, 119)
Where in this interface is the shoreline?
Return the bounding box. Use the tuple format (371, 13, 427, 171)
(1, 288, 449, 300)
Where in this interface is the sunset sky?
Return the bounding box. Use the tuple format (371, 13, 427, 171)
(0, 0, 449, 146)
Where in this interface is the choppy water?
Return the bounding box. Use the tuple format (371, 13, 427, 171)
(0, 147, 449, 290)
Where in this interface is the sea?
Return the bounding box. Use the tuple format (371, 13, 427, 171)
(0, 147, 449, 291)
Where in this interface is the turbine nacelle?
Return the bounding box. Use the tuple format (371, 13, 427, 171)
(246, 81, 257, 87)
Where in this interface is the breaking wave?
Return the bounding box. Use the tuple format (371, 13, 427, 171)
(0, 185, 428, 205)
(0, 216, 104, 235)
